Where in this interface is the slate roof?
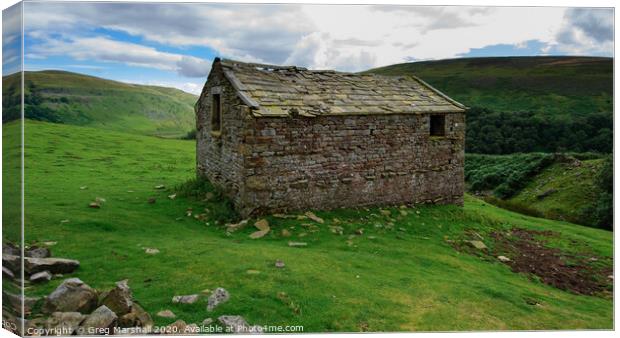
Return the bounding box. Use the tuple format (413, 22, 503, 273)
(218, 58, 466, 118)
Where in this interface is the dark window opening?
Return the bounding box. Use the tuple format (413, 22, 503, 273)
(211, 94, 221, 132)
(430, 115, 446, 136)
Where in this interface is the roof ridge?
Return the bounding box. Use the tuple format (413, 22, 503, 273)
(220, 58, 307, 71)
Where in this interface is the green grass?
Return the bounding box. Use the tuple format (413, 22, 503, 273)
(3, 70, 198, 138)
(465, 153, 609, 229)
(365, 56, 612, 116)
(8, 120, 612, 331)
(509, 159, 605, 226)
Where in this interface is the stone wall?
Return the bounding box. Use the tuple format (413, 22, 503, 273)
(195, 64, 250, 206)
(239, 113, 465, 216)
(197, 65, 465, 217)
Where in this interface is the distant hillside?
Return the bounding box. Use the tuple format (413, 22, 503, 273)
(365, 56, 612, 116)
(465, 153, 612, 230)
(2, 70, 199, 138)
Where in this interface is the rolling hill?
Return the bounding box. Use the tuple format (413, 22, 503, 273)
(2, 70, 199, 138)
(365, 56, 612, 116)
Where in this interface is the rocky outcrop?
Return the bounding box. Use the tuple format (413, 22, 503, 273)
(101, 279, 133, 316)
(76, 305, 118, 335)
(44, 312, 86, 336)
(42, 278, 99, 314)
(25, 257, 80, 275)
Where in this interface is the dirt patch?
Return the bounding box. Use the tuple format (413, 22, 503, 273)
(490, 228, 612, 296)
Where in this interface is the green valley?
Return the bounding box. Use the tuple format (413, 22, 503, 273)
(2, 71, 199, 138)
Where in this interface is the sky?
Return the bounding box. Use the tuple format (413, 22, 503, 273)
(2, 2, 614, 95)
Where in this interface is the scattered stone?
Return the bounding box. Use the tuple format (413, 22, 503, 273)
(162, 319, 186, 334)
(288, 241, 307, 247)
(354, 228, 364, 235)
(77, 305, 118, 335)
(497, 255, 511, 262)
(3, 242, 20, 256)
(26, 246, 51, 258)
(3, 266, 15, 279)
(249, 229, 269, 239)
(400, 210, 408, 216)
(218, 315, 263, 334)
(305, 211, 324, 224)
(156, 310, 176, 319)
(202, 318, 214, 326)
(118, 303, 153, 329)
(24, 256, 80, 275)
(168, 193, 177, 200)
(330, 226, 344, 235)
(101, 279, 133, 316)
(254, 219, 270, 231)
(45, 312, 86, 336)
(80, 186, 88, 190)
(380, 209, 391, 216)
(144, 248, 159, 255)
(207, 287, 230, 312)
(172, 294, 199, 304)
(30, 270, 53, 283)
(148, 197, 156, 204)
(155, 184, 166, 190)
(468, 240, 487, 250)
(4, 291, 41, 315)
(43, 241, 58, 246)
(226, 220, 248, 232)
(281, 229, 292, 237)
(246, 269, 261, 275)
(43, 278, 98, 314)
(60, 219, 70, 224)
(88, 202, 101, 209)
(275, 260, 285, 269)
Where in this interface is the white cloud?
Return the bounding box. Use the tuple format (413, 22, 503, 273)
(21, 3, 613, 76)
(553, 8, 614, 55)
(121, 79, 203, 95)
(28, 35, 211, 77)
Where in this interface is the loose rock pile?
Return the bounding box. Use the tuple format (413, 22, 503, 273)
(39, 278, 153, 335)
(2, 243, 79, 285)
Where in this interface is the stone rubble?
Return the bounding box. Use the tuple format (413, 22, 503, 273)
(207, 287, 230, 312)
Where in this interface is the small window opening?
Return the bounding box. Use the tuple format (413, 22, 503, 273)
(211, 94, 221, 132)
(430, 115, 446, 137)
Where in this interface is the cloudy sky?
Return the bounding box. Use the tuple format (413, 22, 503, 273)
(2, 2, 614, 94)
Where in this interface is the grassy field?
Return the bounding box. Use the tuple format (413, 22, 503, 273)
(2, 71, 198, 138)
(7, 120, 613, 331)
(365, 56, 612, 116)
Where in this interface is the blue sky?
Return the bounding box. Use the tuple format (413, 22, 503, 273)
(2, 3, 614, 94)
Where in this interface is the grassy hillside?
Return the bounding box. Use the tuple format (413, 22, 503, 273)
(465, 153, 611, 230)
(365, 56, 612, 116)
(5, 121, 612, 331)
(2, 71, 198, 137)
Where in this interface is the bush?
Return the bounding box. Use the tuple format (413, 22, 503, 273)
(466, 153, 555, 198)
(181, 129, 196, 140)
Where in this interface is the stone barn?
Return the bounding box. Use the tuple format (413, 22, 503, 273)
(195, 58, 466, 216)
